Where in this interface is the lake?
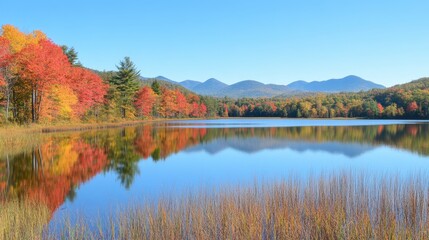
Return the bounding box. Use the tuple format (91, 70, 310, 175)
(1, 119, 429, 224)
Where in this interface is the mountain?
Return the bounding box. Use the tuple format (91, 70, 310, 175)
(143, 74, 385, 98)
(186, 137, 375, 158)
(191, 78, 228, 95)
(140, 77, 192, 94)
(152, 75, 176, 83)
(218, 80, 291, 98)
(287, 75, 385, 92)
(390, 77, 429, 91)
(180, 80, 201, 89)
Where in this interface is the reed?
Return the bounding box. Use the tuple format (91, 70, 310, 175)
(3, 172, 429, 239)
(0, 200, 50, 240)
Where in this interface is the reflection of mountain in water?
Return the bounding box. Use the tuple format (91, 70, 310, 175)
(186, 137, 375, 158)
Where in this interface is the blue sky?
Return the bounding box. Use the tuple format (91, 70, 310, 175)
(1, 0, 428, 86)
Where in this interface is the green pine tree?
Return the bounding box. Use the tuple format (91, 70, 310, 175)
(110, 57, 141, 118)
(151, 80, 161, 95)
(61, 45, 80, 66)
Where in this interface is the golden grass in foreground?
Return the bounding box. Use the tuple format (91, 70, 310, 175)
(0, 200, 50, 240)
(3, 173, 429, 239)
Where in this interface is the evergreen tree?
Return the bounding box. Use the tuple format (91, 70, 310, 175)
(110, 57, 140, 118)
(61, 45, 80, 66)
(151, 80, 161, 95)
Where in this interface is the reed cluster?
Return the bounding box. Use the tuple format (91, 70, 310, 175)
(0, 200, 50, 240)
(3, 173, 429, 239)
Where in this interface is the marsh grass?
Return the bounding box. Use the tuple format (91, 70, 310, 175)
(3, 172, 429, 239)
(0, 200, 50, 240)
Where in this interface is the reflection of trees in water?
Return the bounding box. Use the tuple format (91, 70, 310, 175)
(0, 126, 211, 214)
(0, 123, 428, 217)
(197, 124, 429, 156)
(0, 136, 108, 214)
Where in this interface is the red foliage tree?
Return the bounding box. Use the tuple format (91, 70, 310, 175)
(69, 67, 107, 117)
(222, 103, 229, 117)
(134, 86, 156, 117)
(406, 101, 418, 113)
(175, 90, 188, 116)
(377, 103, 384, 116)
(190, 102, 200, 117)
(0, 37, 10, 86)
(199, 103, 207, 117)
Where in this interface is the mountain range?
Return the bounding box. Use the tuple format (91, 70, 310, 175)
(142, 75, 385, 98)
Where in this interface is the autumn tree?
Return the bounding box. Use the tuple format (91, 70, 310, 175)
(0, 37, 11, 121)
(176, 90, 188, 117)
(406, 101, 418, 118)
(69, 67, 107, 118)
(110, 57, 140, 118)
(1, 25, 46, 122)
(159, 88, 178, 117)
(15, 39, 70, 122)
(41, 85, 78, 122)
(1, 24, 46, 53)
(384, 103, 398, 118)
(134, 86, 156, 117)
(377, 103, 384, 116)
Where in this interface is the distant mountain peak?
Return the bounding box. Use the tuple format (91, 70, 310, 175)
(205, 78, 222, 83)
(154, 76, 175, 82)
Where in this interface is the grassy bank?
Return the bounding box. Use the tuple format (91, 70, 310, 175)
(2, 173, 429, 239)
(0, 119, 160, 134)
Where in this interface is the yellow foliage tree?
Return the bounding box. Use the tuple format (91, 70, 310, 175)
(1, 24, 46, 53)
(41, 85, 78, 122)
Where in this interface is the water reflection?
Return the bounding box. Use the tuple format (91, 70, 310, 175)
(0, 122, 429, 217)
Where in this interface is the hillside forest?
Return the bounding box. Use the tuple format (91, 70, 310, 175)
(0, 25, 428, 125)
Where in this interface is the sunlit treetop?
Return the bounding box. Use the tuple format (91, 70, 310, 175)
(1, 24, 46, 53)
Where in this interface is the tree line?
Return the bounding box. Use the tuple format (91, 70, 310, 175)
(217, 82, 429, 119)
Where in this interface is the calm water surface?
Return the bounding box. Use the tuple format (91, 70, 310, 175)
(1, 119, 429, 223)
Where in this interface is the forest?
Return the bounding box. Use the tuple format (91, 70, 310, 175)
(0, 24, 428, 125)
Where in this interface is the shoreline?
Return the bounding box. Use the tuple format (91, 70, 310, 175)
(0, 117, 426, 135)
(0, 118, 212, 134)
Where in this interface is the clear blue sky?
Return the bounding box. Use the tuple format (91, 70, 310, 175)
(1, 0, 428, 86)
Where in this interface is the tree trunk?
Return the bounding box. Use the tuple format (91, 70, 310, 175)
(32, 87, 36, 123)
(12, 89, 17, 119)
(6, 90, 9, 121)
(37, 90, 42, 122)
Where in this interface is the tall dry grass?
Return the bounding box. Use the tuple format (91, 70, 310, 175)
(3, 172, 429, 239)
(0, 200, 50, 240)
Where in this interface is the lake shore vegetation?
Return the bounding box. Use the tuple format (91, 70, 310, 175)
(2, 172, 429, 239)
